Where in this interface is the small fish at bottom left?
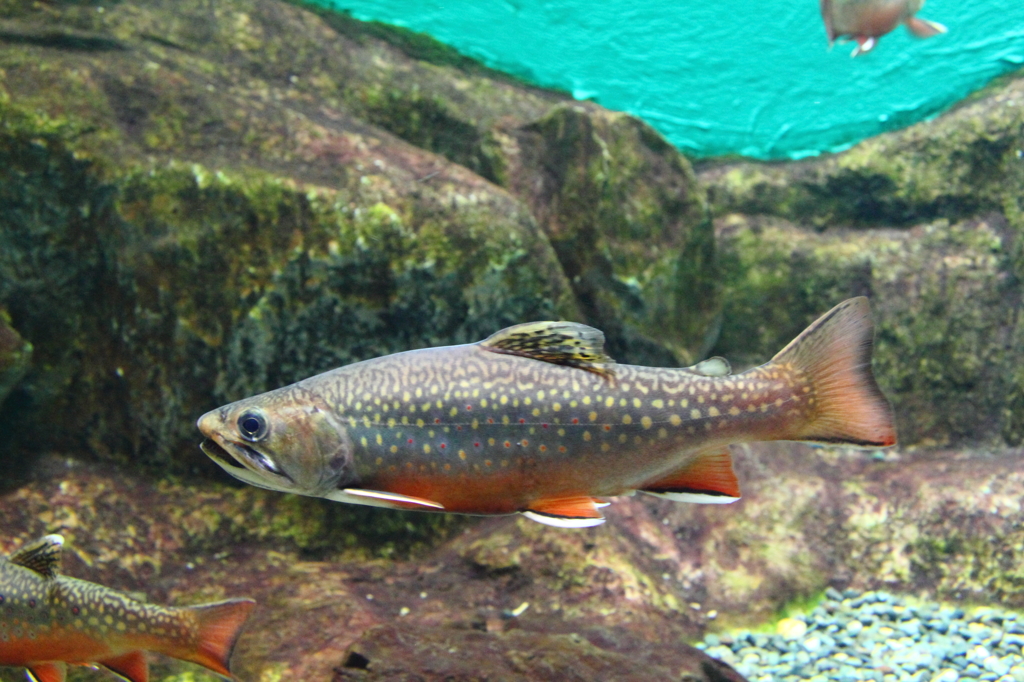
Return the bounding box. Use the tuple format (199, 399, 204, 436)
(0, 534, 255, 682)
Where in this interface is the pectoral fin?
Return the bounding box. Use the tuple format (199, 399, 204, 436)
(27, 663, 67, 682)
(523, 496, 606, 528)
(640, 447, 741, 504)
(99, 651, 149, 682)
(327, 488, 445, 510)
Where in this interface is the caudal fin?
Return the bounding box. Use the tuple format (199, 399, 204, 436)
(772, 297, 896, 447)
(176, 598, 256, 678)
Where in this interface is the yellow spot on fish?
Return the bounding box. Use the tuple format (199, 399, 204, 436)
(669, 414, 682, 426)
(488, 438, 496, 446)
(698, 396, 705, 404)
(501, 396, 508, 405)
(641, 416, 653, 429)
(376, 434, 383, 445)
(558, 428, 565, 436)
(537, 390, 546, 400)
(553, 402, 562, 412)
(605, 397, 615, 407)
(480, 398, 488, 407)
(652, 399, 664, 409)
(583, 396, 591, 405)
(376, 457, 383, 465)
(761, 403, 769, 412)
(450, 407, 458, 417)
(708, 407, 720, 417)
(633, 398, 641, 408)
(622, 415, 633, 424)
(601, 443, 610, 452)
(619, 433, 628, 443)
(570, 400, 578, 407)
(722, 394, 734, 402)
(589, 411, 598, 421)
(390, 446, 398, 454)
(459, 450, 467, 460)
(435, 399, 443, 409)
(729, 407, 740, 416)
(423, 444, 431, 454)
(690, 409, 701, 419)
(775, 398, 784, 407)
(524, 397, 532, 406)
(583, 431, 592, 441)
(416, 419, 425, 427)
(681, 399, 689, 408)
(360, 437, 368, 447)
(748, 405, 757, 412)
(658, 427, 667, 439)
(533, 408, 541, 417)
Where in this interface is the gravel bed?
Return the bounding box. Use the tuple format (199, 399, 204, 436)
(695, 589, 1024, 682)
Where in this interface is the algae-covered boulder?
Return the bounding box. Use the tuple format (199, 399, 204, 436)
(0, 0, 712, 479)
(698, 68, 1024, 448)
(0, 308, 30, 410)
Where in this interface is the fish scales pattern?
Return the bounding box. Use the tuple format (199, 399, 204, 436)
(0, 563, 193, 665)
(301, 345, 813, 512)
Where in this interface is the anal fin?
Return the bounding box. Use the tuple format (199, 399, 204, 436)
(905, 17, 947, 38)
(99, 651, 149, 682)
(523, 496, 606, 528)
(640, 447, 741, 504)
(27, 663, 67, 682)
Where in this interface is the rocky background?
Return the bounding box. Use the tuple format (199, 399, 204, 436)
(1, 0, 1023, 680)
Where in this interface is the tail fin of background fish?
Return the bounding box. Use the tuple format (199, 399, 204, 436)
(170, 598, 256, 678)
(772, 297, 896, 447)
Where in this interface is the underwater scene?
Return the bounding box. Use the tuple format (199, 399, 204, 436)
(1, 0, 1024, 681)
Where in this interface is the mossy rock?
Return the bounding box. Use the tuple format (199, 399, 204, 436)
(712, 214, 1021, 447)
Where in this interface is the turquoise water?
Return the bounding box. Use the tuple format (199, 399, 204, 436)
(314, 0, 1024, 159)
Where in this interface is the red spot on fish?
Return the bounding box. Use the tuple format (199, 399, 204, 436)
(519, 418, 526, 424)
(504, 441, 511, 448)
(542, 423, 549, 428)
(572, 418, 579, 424)
(0, 595, 4, 604)
(559, 446, 567, 452)
(408, 438, 414, 444)
(604, 425, 612, 431)
(440, 443, 447, 449)
(488, 418, 494, 424)
(474, 442, 481, 447)
(72, 607, 79, 615)
(539, 445, 547, 452)
(466, 405, 472, 410)
(28, 599, 35, 608)
(435, 418, 441, 424)
(456, 425, 463, 431)
(522, 439, 529, 446)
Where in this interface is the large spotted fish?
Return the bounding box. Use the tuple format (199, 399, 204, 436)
(198, 297, 896, 528)
(821, 0, 947, 56)
(0, 535, 254, 682)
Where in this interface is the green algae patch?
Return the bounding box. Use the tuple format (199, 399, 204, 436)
(713, 215, 1021, 447)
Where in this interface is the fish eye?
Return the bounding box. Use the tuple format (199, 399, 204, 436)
(237, 411, 268, 442)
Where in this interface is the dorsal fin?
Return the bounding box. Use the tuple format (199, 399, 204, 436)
(9, 534, 64, 578)
(686, 356, 731, 377)
(479, 321, 616, 377)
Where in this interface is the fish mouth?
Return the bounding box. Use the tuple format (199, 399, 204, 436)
(200, 437, 295, 490)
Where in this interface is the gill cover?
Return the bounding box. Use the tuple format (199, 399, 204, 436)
(197, 385, 354, 497)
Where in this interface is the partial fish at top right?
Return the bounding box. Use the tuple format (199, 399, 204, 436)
(821, 0, 947, 57)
